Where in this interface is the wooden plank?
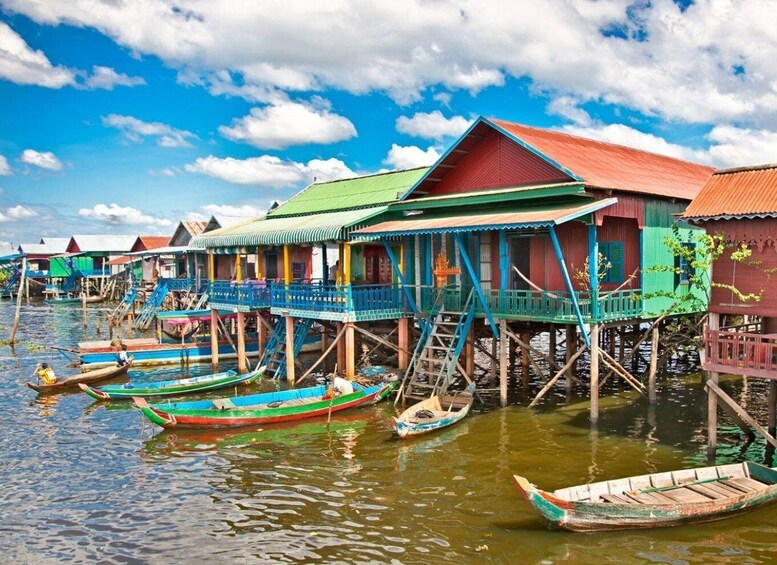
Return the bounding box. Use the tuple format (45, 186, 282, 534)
(659, 487, 711, 504)
(607, 478, 631, 494)
(695, 467, 719, 482)
(724, 478, 765, 492)
(686, 484, 726, 500)
(717, 463, 748, 479)
(701, 482, 742, 498)
(672, 469, 698, 484)
(628, 475, 652, 491)
(651, 472, 674, 488)
(706, 381, 777, 449)
(601, 493, 634, 504)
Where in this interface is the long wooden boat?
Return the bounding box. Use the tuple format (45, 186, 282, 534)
(514, 461, 777, 532)
(78, 334, 322, 370)
(393, 392, 473, 438)
(47, 295, 105, 305)
(134, 379, 396, 429)
(27, 360, 133, 394)
(79, 366, 265, 401)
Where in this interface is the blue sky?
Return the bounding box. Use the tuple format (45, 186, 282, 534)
(1, 0, 776, 246)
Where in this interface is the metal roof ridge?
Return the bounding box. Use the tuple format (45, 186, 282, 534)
(267, 204, 389, 219)
(398, 181, 584, 205)
(712, 163, 777, 175)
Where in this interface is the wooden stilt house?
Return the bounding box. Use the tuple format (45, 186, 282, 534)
(682, 163, 777, 452)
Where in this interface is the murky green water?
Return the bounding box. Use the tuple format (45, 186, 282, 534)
(2, 301, 777, 563)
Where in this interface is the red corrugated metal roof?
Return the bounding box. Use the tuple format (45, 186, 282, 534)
(683, 164, 777, 219)
(182, 220, 207, 236)
(490, 119, 715, 201)
(355, 198, 616, 237)
(135, 236, 171, 251)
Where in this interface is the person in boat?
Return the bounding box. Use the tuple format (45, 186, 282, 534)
(116, 344, 129, 367)
(35, 363, 57, 384)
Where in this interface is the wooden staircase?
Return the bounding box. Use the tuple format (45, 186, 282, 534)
(133, 281, 171, 330)
(109, 285, 139, 324)
(260, 317, 314, 380)
(396, 289, 476, 404)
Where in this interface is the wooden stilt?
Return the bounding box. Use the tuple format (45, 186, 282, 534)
(549, 327, 557, 359)
(285, 315, 296, 385)
(707, 380, 777, 449)
(528, 343, 588, 408)
(336, 322, 346, 372)
(521, 329, 531, 385)
(769, 381, 777, 438)
(236, 311, 246, 373)
(648, 325, 659, 404)
(499, 319, 508, 407)
(345, 322, 355, 380)
(353, 324, 406, 355)
(465, 329, 475, 378)
(590, 324, 600, 423)
(257, 313, 267, 359)
(9, 257, 26, 344)
(565, 324, 576, 391)
(707, 313, 720, 452)
(490, 335, 498, 385)
(210, 308, 219, 370)
(398, 317, 409, 370)
(296, 324, 347, 386)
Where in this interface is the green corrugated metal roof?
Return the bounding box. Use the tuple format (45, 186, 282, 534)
(191, 206, 388, 249)
(269, 168, 427, 217)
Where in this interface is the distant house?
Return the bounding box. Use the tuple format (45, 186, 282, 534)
(17, 237, 69, 275)
(58, 234, 138, 277)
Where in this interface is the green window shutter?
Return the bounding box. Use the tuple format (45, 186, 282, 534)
(600, 241, 624, 284)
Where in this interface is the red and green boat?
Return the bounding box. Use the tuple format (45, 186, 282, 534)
(514, 461, 777, 532)
(134, 379, 396, 429)
(79, 366, 264, 400)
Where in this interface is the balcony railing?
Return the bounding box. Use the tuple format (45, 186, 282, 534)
(704, 329, 777, 379)
(24, 269, 49, 278)
(160, 277, 195, 291)
(203, 280, 644, 323)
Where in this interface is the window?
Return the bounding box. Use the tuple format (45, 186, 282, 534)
(599, 241, 624, 284)
(676, 242, 695, 285)
(292, 262, 306, 281)
(265, 252, 278, 279)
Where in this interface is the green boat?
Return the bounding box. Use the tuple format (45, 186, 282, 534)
(79, 366, 265, 400)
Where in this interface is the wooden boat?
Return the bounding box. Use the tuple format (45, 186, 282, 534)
(79, 366, 265, 400)
(134, 379, 396, 429)
(47, 295, 105, 305)
(27, 359, 133, 394)
(393, 392, 473, 438)
(77, 333, 322, 369)
(514, 461, 777, 532)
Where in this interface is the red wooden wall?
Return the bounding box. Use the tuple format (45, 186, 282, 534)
(597, 216, 641, 291)
(425, 129, 571, 197)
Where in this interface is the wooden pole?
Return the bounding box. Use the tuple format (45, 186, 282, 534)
(345, 322, 355, 380)
(236, 311, 247, 373)
(490, 334, 498, 385)
(398, 317, 409, 370)
(648, 325, 659, 403)
(500, 319, 508, 407)
(590, 324, 600, 423)
(769, 381, 777, 438)
(336, 322, 346, 371)
(257, 313, 266, 358)
(10, 258, 27, 344)
(465, 329, 475, 378)
(296, 325, 347, 386)
(707, 313, 720, 452)
(283, 245, 292, 284)
(210, 308, 219, 370)
(285, 315, 295, 385)
(565, 324, 576, 391)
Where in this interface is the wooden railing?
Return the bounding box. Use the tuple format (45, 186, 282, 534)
(704, 329, 777, 379)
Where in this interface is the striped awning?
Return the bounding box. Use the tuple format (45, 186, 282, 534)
(353, 198, 616, 238)
(190, 206, 389, 251)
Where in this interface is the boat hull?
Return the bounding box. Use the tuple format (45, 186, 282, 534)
(79, 367, 264, 400)
(394, 394, 472, 438)
(514, 462, 777, 532)
(27, 361, 132, 394)
(136, 382, 393, 429)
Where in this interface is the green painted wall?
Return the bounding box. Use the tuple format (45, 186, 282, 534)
(642, 200, 706, 316)
(49, 256, 94, 277)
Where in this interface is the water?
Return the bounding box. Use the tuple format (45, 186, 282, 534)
(2, 300, 777, 563)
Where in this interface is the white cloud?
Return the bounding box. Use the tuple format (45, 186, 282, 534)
(149, 167, 178, 177)
(219, 98, 356, 149)
(547, 97, 592, 126)
(185, 155, 355, 186)
(0, 155, 11, 176)
(84, 65, 145, 90)
(396, 111, 471, 140)
(0, 22, 75, 88)
(384, 144, 440, 169)
(7, 0, 777, 127)
(102, 114, 196, 148)
(78, 203, 173, 227)
(201, 204, 263, 219)
(20, 149, 62, 171)
(6, 205, 38, 219)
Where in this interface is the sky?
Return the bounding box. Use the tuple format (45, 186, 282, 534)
(1, 0, 777, 247)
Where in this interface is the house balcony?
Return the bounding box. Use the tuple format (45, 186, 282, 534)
(24, 269, 50, 278)
(161, 277, 196, 292)
(205, 279, 643, 325)
(703, 328, 777, 379)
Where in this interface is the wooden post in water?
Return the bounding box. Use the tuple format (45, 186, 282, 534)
(465, 330, 475, 378)
(521, 329, 531, 386)
(235, 254, 247, 373)
(499, 319, 508, 407)
(336, 322, 346, 372)
(707, 313, 720, 452)
(10, 257, 27, 344)
(210, 309, 219, 371)
(345, 322, 355, 380)
(398, 317, 409, 370)
(565, 324, 576, 392)
(648, 324, 659, 403)
(285, 315, 296, 385)
(590, 324, 600, 423)
(257, 313, 267, 359)
(769, 381, 777, 438)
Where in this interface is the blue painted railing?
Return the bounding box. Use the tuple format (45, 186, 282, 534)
(25, 269, 49, 278)
(209, 280, 272, 310)
(160, 277, 195, 291)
